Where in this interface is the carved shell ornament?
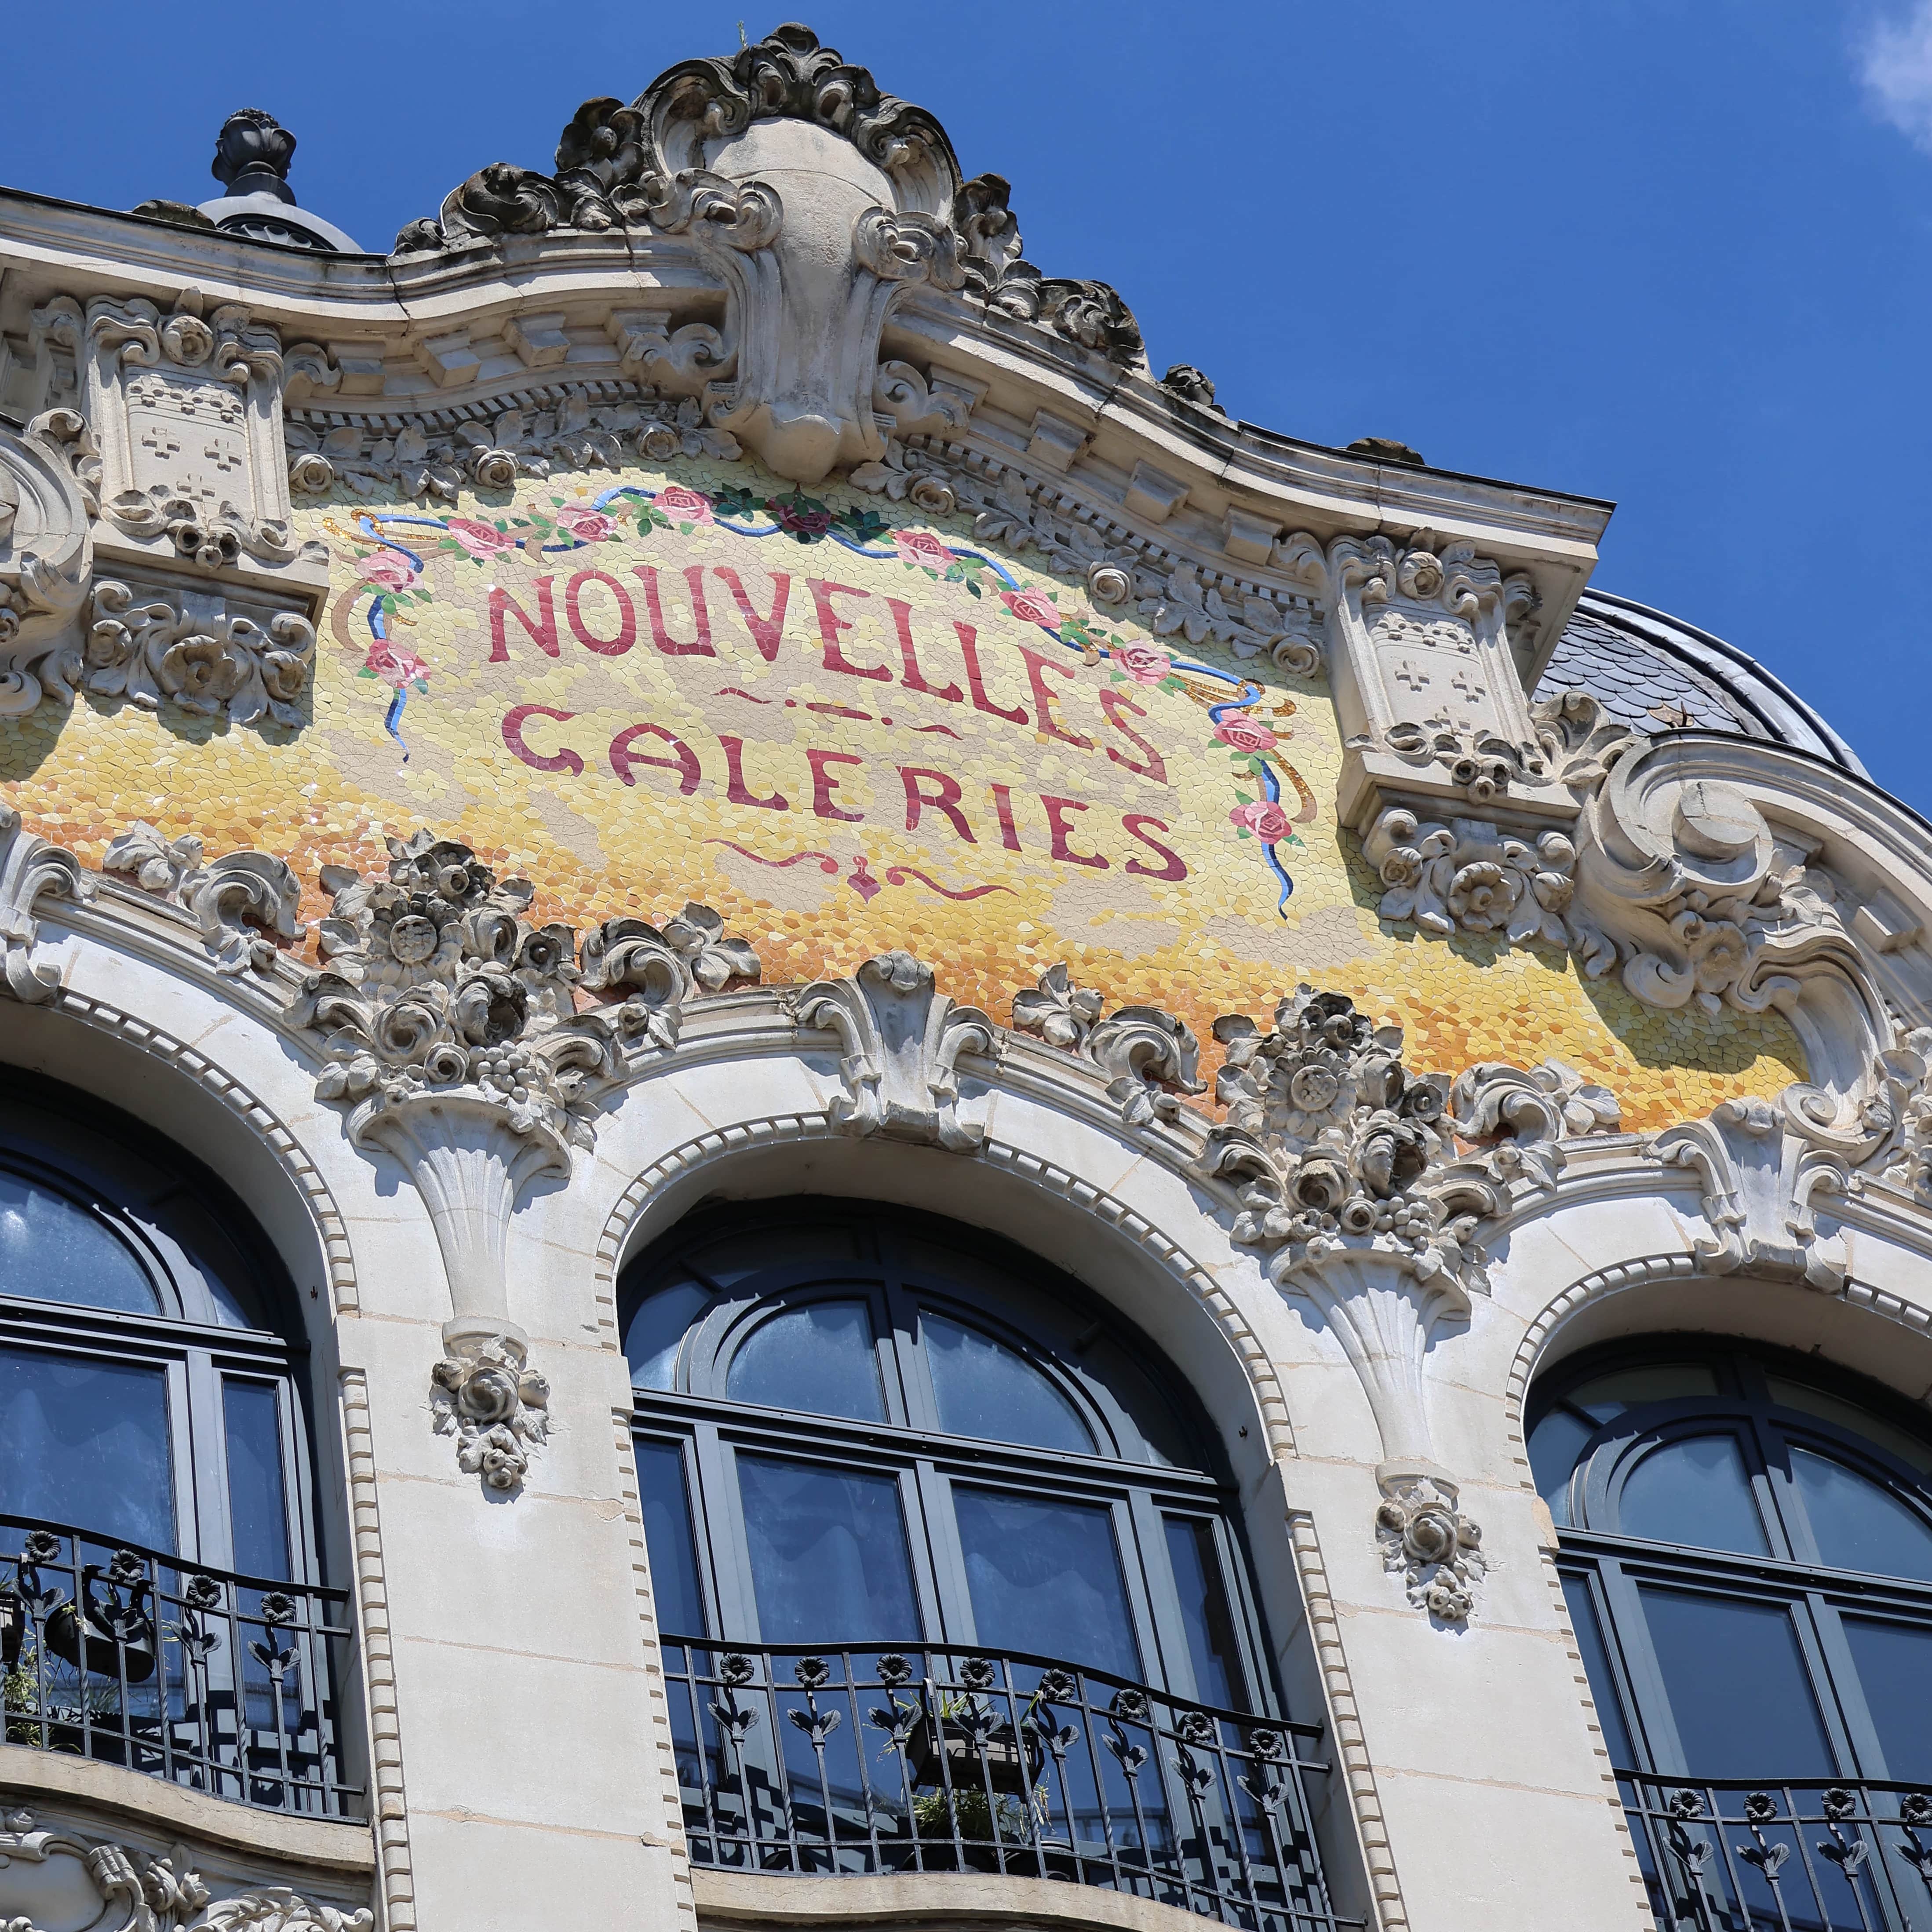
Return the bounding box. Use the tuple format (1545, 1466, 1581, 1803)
(386, 25, 1156, 377)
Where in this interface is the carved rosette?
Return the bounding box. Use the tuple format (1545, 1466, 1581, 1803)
(1189, 987, 1625, 1615)
(291, 834, 613, 1166)
(1195, 988, 1496, 1301)
(431, 1331, 551, 1493)
(85, 580, 316, 728)
(1374, 1464, 1489, 1624)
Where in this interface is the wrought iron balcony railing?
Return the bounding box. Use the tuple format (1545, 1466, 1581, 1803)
(662, 1637, 1357, 1932)
(1, 1515, 359, 1817)
(1622, 1772, 1932, 1932)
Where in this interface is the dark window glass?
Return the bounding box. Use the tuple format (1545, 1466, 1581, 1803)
(737, 1454, 919, 1644)
(1789, 1447, 1932, 1582)
(624, 1202, 1269, 1722)
(1767, 1376, 1932, 1473)
(684, 1225, 861, 1294)
(0, 1344, 174, 1550)
(922, 1311, 1093, 1454)
(1560, 1574, 1634, 1767)
(0, 1171, 157, 1315)
(954, 1487, 1139, 1680)
(626, 1280, 710, 1391)
(1566, 1363, 1717, 1424)
(636, 1439, 706, 1637)
(1639, 1588, 1833, 1779)
(222, 1380, 289, 1580)
(1164, 1514, 1245, 1709)
(1539, 1341, 1932, 1804)
(1841, 1618, 1932, 1783)
(1619, 1434, 1767, 1555)
(1527, 1407, 1593, 1525)
(725, 1300, 885, 1423)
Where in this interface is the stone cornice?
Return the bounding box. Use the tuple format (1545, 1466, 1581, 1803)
(0, 188, 1607, 671)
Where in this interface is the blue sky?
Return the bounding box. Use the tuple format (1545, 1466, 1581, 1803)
(5, 2, 1929, 809)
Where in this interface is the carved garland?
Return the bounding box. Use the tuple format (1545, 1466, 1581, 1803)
(281, 379, 1331, 679)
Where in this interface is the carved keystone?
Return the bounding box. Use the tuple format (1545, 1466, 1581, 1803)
(790, 951, 994, 1150)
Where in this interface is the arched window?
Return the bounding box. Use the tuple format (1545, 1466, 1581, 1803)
(623, 1200, 1338, 1925)
(0, 1072, 349, 1815)
(1530, 1338, 1932, 1928)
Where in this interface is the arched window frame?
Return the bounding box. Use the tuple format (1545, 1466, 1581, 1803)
(621, 1198, 1281, 1716)
(0, 1069, 321, 1585)
(1531, 1337, 1932, 1788)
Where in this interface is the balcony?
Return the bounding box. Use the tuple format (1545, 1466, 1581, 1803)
(1, 1514, 358, 1817)
(1622, 1774, 1932, 1931)
(663, 1637, 1356, 1932)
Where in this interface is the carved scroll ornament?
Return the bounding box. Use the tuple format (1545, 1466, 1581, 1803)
(1012, 962, 1204, 1128)
(788, 950, 995, 1151)
(0, 1810, 371, 1932)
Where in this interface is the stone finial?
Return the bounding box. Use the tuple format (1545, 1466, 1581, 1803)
(1161, 365, 1224, 413)
(1345, 436, 1425, 467)
(211, 109, 298, 203)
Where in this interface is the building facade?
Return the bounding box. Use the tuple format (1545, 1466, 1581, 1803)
(1, 27, 1929, 1932)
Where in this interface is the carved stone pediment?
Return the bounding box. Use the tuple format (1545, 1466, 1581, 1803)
(385, 27, 1151, 481)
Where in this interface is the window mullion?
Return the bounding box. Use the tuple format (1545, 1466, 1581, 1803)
(879, 1279, 929, 1432)
(1790, 1589, 1870, 1780)
(912, 1458, 973, 1648)
(1807, 1591, 1896, 1781)
(1125, 1488, 1188, 1698)
(1596, 1557, 1690, 1776)
(178, 1348, 223, 1567)
(693, 1423, 761, 1644)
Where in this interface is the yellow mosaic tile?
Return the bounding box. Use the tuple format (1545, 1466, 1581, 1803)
(0, 456, 1805, 1129)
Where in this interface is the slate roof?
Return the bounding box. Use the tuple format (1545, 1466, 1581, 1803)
(1535, 590, 1863, 775)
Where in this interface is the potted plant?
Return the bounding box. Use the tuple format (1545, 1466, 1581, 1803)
(904, 1691, 1044, 1800)
(44, 1561, 157, 1683)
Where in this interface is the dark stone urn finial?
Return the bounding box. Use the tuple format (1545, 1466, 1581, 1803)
(211, 109, 298, 204)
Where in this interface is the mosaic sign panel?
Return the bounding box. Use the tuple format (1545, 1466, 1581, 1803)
(0, 452, 1806, 1126)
